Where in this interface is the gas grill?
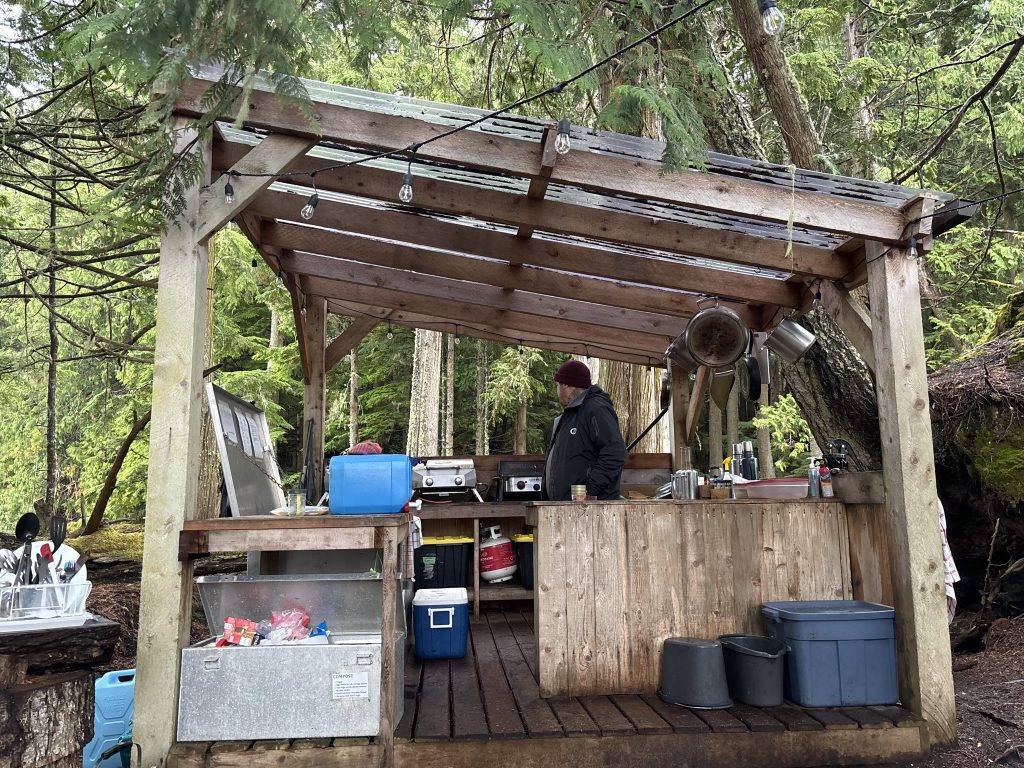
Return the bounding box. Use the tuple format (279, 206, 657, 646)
(412, 459, 483, 502)
(497, 459, 545, 501)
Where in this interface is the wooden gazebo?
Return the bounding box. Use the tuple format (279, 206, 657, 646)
(135, 69, 968, 768)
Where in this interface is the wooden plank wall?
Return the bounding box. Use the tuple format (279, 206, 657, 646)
(535, 502, 852, 698)
(845, 503, 894, 607)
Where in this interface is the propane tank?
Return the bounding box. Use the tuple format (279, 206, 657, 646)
(479, 525, 518, 583)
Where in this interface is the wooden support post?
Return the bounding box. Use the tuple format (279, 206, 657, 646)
(866, 240, 955, 745)
(685, 366, 712, 446)
(301, 295, 327, 499)
(377, 526, 398, 768)
(134, 121, 211, 768)
(669, 363, 690, 470)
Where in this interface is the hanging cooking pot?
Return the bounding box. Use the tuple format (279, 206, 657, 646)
(665, 334, 699, 373)
(683, 298, 750, 369)
(763, 317, 816, 364)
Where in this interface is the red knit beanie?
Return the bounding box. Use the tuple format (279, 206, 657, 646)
(348, 441, 382, 455)
(553, 360, 592, 389)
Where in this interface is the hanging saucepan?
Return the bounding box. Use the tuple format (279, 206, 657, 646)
(763, 317, 816, 364)
(684, 298, 750, 369)
(665, 334, 699, 373)
(745, 334, 762, 402)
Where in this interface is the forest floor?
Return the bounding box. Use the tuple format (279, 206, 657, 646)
(85, 577, 1024, 767)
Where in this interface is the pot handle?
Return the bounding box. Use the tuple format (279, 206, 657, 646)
(696, 295, 720, 308)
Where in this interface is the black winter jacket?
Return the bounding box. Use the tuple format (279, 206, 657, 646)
(543, 385, 626, 501)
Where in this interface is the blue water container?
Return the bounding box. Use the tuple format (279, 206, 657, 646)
(761, 600, 898, 707)
(328, 454, 412, 515)
(83, 669, 135, 768)
(413, 588, 469, 660)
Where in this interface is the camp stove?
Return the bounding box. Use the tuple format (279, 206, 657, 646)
(413, 459, 483, 502)
(498, 459, 545, 501)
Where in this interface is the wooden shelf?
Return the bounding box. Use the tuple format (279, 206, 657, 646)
(416, 502, 528, 520)
(479, 584, 533, 601)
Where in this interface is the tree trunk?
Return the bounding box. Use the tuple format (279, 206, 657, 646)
(195, 237, 220, 520)
(349, 349, 360, 447)
(80, 411, 153, 535)
(444, 333, 455, 455)
(756, 386, 776, 478)
(601, 362, 661, 453)
(475, 340, 489, 455)
(727, 0, 822, 169)
(406, 328, 442, 455)
(43, 174, 58, 530)
(514, 402, 528, 454)
(709, 400, 724, 470)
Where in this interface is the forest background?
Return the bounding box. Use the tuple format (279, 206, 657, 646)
(0, 0, 1021, 600)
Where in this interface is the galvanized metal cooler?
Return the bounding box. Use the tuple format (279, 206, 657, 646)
(177, 573, 405, 741)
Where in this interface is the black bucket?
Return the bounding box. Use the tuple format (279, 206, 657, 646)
(719, 634, 788, 707)
(658, 637, 732, 709)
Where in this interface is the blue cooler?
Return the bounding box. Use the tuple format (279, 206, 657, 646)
(413, 588, 469, 660)
(762, 600, 898, 707)
(83, 669, 135, 768)
(328, 454, 412, 515)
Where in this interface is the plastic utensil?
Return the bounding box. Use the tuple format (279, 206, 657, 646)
(14, 513, 40, 587)
(50, 511, 67, 558)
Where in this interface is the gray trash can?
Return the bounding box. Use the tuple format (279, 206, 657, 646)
(658, 637, 732, 709)
(719, 634, 788, 707)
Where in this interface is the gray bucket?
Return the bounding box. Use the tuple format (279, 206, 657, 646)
(719, 634, 788, 707)
(658, 637, 732, 709)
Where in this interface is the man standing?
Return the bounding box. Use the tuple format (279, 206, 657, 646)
(543, 359, 626, 501)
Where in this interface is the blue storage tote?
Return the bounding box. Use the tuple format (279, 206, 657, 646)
(413, 588, 469, 660)
(762, 600, 898, 707)
(83, 669, 135, 768)
(328, 454, 412, 515)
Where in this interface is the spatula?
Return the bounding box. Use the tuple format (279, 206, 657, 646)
(50, 511, 67, 559)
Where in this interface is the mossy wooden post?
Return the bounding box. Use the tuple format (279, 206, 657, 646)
(866, 239, 955, 745)
(134, 122, 211, 767)
(301, 294, 327, 498)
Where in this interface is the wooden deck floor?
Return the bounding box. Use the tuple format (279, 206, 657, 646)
(169, 608, 929, 768)
(400, 608, 919, 741)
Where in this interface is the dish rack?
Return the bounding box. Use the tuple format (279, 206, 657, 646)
(0, 581, 92, 624)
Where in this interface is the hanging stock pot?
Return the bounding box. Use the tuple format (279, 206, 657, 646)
(665, 298, 750, 372)
(763, 317, 816, 364)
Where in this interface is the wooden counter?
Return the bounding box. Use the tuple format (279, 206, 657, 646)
(527, 500, 855, 698)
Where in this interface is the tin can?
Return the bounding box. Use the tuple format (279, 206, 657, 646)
(571, 484, 587, 501)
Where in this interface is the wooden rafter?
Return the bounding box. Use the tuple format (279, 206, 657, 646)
(220, 145, 852, 279)
(516, 126, 558, 241)
(326, 300, 664, 367)
(260, 221, 761, 325)
(250, 197, 804, 308)
(285, 251, 687, 339)
(180, 76, 909, 241)
(300, 275, 673, 357)
(324, 316, 378, 372)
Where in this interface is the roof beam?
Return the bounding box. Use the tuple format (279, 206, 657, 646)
(326, 301, 664, 367)
(324, 316, 378, 372)
(219, 143, 851, 279)
(516, 126, 558, 242)
(285, 251, 684, 340)
(259, 220, 762, 326)
(299, 275, 673, 358)
(197, 133, 317, 242)
(178, 76, 907, 241)
(247, 192, 802, 308)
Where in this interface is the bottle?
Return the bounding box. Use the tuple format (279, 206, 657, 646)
(808, 458, 820, 498)
(819, 464, 834, 498)
(741, 441, 757, 480)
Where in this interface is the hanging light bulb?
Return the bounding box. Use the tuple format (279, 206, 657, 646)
(386, 322, 394, 340)
(223, 176, 235, 205)
(554, 118, 571, 155)
(758, 0, 785, 36)
(300, 191, 319, 220)
(907, 238, 918, 259)
(301, 301, 307, 317)
(399, 170, 414, 203)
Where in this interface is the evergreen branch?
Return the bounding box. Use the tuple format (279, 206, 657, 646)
(893, 37, 1024, 184)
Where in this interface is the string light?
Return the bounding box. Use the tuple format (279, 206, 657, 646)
(300, 173, 318, 220)
(758, 0, 785, 36)
(399, 162, 414, 204)
(386, 322, 394, 340)
(554, 118, 572, 155)
(301, 300, 307, 316)
(812, 280, 822, 309)
(251, 258, 258, 268)
(223, 174, 235, 205)
(454, 326, 461, 345)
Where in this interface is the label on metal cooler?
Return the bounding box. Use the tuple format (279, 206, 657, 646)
(331, 671, 369, 700)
